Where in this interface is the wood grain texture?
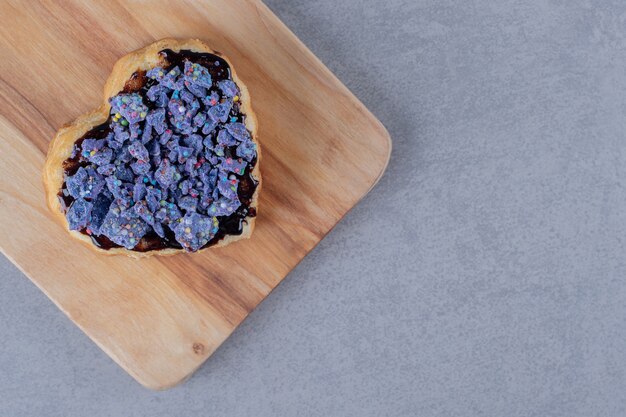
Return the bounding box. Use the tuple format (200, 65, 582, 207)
(0, 0, 391, 389)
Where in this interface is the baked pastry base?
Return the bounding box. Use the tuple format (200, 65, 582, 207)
(42, 38, 261, 257)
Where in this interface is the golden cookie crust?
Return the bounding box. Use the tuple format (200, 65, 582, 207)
(43, 38, 261, 258)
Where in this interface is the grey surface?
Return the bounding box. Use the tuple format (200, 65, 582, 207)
(2, 0, 626, 415)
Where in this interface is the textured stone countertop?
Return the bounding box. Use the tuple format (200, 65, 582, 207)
(2, 1, 626, 416)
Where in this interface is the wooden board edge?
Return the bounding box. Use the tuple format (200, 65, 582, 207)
(255, 0, 392, 192)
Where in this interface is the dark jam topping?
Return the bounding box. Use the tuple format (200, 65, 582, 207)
(58, 49, 258, 252)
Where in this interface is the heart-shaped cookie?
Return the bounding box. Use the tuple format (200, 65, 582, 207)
(43, 39, 261, 257)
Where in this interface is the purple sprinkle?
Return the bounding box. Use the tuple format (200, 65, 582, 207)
(185, 156, 198, 173)
(146, 67, 165, 81)
(220, 156, 247, 174)
(129, 123, 141, 140)
(201, 91, 220, 108)
(155, 158, 177, 188)
(96, 163, 116, 176)
(177, 146, 193, 163)
(184, 61, 212, 88)
(184, 134, 204, 153)
(130, 160, 151, 175)
(114, 164, 134, 182)
(179, 179, 190, 195)
(152, 222, 165, 238)
(145, 187, 162, 212)
(225, 122, 251, 142)
(88, 147, 113, 165)
(178, 195, 198, 212)
(66, 167, 105, 199)
(99, 204, 149, 249)
(186, 82, 207, 98)
(89, 192, 112, 234)
(167, 148, 178, 162)
(141, 122, 153, 144)
(159, 128, 173, 145)
(207, 196, 240, 216)
(81, 138, 102, 153)
(217, 171, 238, 200)
(218, 80, 239, 98)
(173, 212, 216, 251)
(128, 141, 149, 161)
(207, 100, 233, 123)
(202, 119, 218, 135)
(105, 176, 130, 200)
(213, 144, 226, 157)
(180, 89, 195, 104)
(62, 58, 257, 252)
(217, 129, 237, 146)
(165, 136, 179, 150)
(133, 201, 155, 225)
(236, 139, 257, 161)
(113, 124, 130, 143)
(199, 194, 213, 209)
(66, 198, 93, 230)
(160, 67, 184, 90)
(147, 108, 167, 135)
(109, 93, 148, 125)
(193, 112, 206, 129)
(133, 183, 147, 202)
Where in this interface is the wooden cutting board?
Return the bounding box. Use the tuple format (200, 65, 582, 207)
(0, 0, 390, 389)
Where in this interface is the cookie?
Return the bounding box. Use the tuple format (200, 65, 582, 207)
(43, 39, 261, 257)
